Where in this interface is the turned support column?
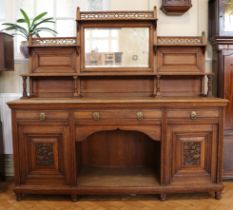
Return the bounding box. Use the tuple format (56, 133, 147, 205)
(153, 77, 156, 97)
(156, 75, 161, 97)
(21, 76, 28, 98)
(153, 75, 161, 97)
(207, 75, 213, 97)
(73, 76, 81, 97)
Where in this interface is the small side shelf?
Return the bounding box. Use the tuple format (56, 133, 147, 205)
(20, 72, 213, 99)
(21, 72, 213, 77)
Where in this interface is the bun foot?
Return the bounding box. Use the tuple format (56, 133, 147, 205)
(160, 193, 167, 201)
(71, 194, 78, 202)
(215, 191, 222, 200)
(16, 193, 23, 201)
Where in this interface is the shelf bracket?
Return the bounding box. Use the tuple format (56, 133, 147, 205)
(207, 75, 213, 97)
(156, 75, 161, 97)
(153, 45, 158, 55)
(153, 75, 161, 97)
(76, 45, 80, 56)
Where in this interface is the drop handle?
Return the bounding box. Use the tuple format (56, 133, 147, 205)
(136, 112, 144, 121)
(92, 112, 100, 121)
(39, 112, 46, 121)
(190, 111, 197, 120)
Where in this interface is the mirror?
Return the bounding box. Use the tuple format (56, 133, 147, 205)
(84, 27, 149, 68)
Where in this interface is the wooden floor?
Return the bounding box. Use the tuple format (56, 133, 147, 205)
(1, 180, 233, 210)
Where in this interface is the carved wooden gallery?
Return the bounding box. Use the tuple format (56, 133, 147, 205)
(7, 6, 228, 201)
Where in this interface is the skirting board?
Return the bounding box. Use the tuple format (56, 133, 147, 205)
(0, 154, 14, 178)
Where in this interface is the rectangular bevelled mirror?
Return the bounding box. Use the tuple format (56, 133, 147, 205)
(84, 27, 150, 69)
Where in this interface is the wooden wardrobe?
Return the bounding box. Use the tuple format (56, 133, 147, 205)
(209, 0, 233, 178)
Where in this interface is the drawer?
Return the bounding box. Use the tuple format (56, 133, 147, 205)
(167, 109, 219, 119)
(74, 109, 162, 121)
(16, 110, 69, 121)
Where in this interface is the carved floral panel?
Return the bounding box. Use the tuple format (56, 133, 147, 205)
(183, 141, 201, 166)
(35, 143, 54, 167)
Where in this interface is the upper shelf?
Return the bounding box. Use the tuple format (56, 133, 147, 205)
(76, 7, 157, 22)
(29, 36, 206, 48)
(29, 35, 207, 47)
(27, 35, 207, 75)
(21, 72, 213, 77)
(157, 34, 207, 47)
(28, 37, 78, 48)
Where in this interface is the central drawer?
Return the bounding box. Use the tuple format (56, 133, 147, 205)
(74, 109, 162, 123)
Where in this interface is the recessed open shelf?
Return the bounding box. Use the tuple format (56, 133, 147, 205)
(78, 167, 159, 187)
(76, 130, 161, 188)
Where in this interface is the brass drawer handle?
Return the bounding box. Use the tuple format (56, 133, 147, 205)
(92, 112, 100, 121)
(190, 111, 197, 120)
(136, 112, 144, 121)
(39, 112, 46, 121)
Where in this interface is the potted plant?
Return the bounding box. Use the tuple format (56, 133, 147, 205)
(1, 9, 57, 58)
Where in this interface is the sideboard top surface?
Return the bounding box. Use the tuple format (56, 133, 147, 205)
(8, 97, 228, 108)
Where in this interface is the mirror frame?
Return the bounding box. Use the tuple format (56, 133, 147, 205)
(80, 22, 155, 73)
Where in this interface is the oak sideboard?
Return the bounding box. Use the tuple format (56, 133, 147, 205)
(8, 7, 228, 201)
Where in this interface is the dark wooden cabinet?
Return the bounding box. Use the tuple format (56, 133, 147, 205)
(209, 0, 233, 178)
(8, 7, 227, 201)
(0, 32, 14, 186)
(0, 32, 14, 71)
(0, 121, 4, 182)
(209, 0, 233, 37)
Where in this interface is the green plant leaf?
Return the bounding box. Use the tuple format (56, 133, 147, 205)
(32, 27, 57, 36)
(2, 9, 56, 39)
(2, 23, 28, 38)
(32, 12, 47, 26)
(11, 33, 27, 39)
(34, 32, 41, 38)
(30, 17, 55, 32)
(20, 9, 31, 32)
(16, 19, 26, 23)
(2, 26, 17, 31)
(33, 27, 57, 33)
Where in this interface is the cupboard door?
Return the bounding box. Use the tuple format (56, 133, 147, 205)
(220, 51, 233, 178)
(223, 53, 233, 130)
(18, 124, 70, 186)
(167, 124, 218, 185)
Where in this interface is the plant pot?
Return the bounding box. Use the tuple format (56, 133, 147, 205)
(20, 41, 29, 58)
